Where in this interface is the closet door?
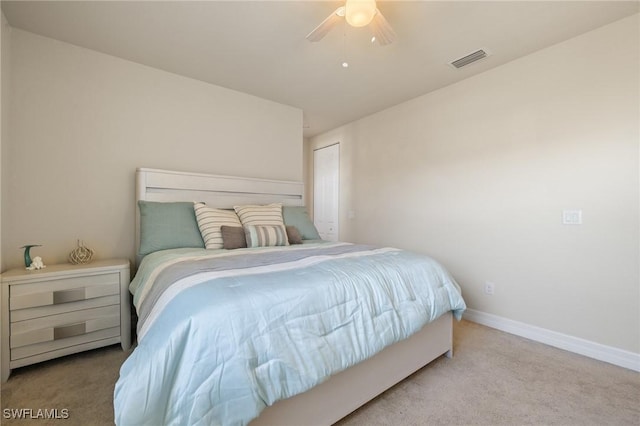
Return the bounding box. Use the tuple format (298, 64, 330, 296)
(313, 144, 339, 241)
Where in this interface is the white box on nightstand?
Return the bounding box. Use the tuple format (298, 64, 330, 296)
(1, 259, 131, 382)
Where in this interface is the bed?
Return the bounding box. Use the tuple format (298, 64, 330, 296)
(114, 168, 466, 426)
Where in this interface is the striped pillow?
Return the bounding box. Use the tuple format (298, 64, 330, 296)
(234, 203, 286, 227)
(193, 202, 242, 249)
(244, 225, 289, 248)
(234, 203, 289, 247)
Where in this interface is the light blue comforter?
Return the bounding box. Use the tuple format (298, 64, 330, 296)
(114, 243, 466, 425)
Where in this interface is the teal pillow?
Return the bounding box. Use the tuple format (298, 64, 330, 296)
(138, 201, 205, 255)
(282, 206, 321, 240)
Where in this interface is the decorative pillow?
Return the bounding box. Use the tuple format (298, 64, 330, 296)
(286, 225, 303, 245)
(244, 225, 289, 248)
(234, 203, 286, 227)
(234, 203, 289, 247)
(221, 226, 247, 250)
(282, 206, 321, 240)
(194, 202, 242, 249)
(138, 201, 204, 256)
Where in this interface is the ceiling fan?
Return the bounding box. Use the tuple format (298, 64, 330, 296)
(306, 0, 397, 46)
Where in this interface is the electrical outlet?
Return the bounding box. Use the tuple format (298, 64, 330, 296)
(484, 282, 495, 295)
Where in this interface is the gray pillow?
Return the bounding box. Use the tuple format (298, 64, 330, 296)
(138, 201, 205, 255)
(221, 226, 247, 250)
(282, 206, 321, 240)
(286, 226, 303, 245)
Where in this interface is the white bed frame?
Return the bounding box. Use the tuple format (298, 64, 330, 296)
(135, 167, 453, 426)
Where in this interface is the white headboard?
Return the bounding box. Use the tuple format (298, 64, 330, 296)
(135, 168, 304, 255)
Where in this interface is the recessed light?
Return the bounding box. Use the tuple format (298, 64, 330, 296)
(371, 36, 376, 43)
(341, 62, 349, 68)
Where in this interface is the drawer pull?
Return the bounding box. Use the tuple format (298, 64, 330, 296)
(53, 323, 86, 340)
(53, 288, 86, 304)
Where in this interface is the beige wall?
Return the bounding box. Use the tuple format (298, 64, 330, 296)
(308, 15, 639, 354)
(1, 29, 303, 270)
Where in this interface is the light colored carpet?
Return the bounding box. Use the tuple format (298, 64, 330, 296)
(338, 320, 640, 426)
(1, 320, 638, 425)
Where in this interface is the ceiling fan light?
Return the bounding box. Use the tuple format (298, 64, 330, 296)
(345, 0, 377, 27)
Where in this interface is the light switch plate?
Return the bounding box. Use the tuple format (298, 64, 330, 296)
(562, 209, 582, 225)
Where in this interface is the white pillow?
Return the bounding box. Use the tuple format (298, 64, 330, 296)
(193, 202, 242, 249)
(234, 203, 289, 246)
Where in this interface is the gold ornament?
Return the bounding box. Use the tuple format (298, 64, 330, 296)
(69, 240, 95, 264)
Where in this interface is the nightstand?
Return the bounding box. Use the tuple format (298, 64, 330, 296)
(1, 259, 131, 382)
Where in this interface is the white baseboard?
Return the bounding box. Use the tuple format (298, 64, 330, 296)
(463, 309, 640, 372)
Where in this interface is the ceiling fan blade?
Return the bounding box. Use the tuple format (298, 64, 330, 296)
(370, 9, 397, 45)
(306, 7, 345, 42)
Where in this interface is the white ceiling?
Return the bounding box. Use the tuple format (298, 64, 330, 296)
(2, 1, 638, 138)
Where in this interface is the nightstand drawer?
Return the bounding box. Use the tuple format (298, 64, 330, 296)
(11, 295, 120, 322)
(10, 305, 120, 349)
(9, 273, 120, 310)
(11, 327, 121, 361)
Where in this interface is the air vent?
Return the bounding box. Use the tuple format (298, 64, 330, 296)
(450, 49, 489, 69)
